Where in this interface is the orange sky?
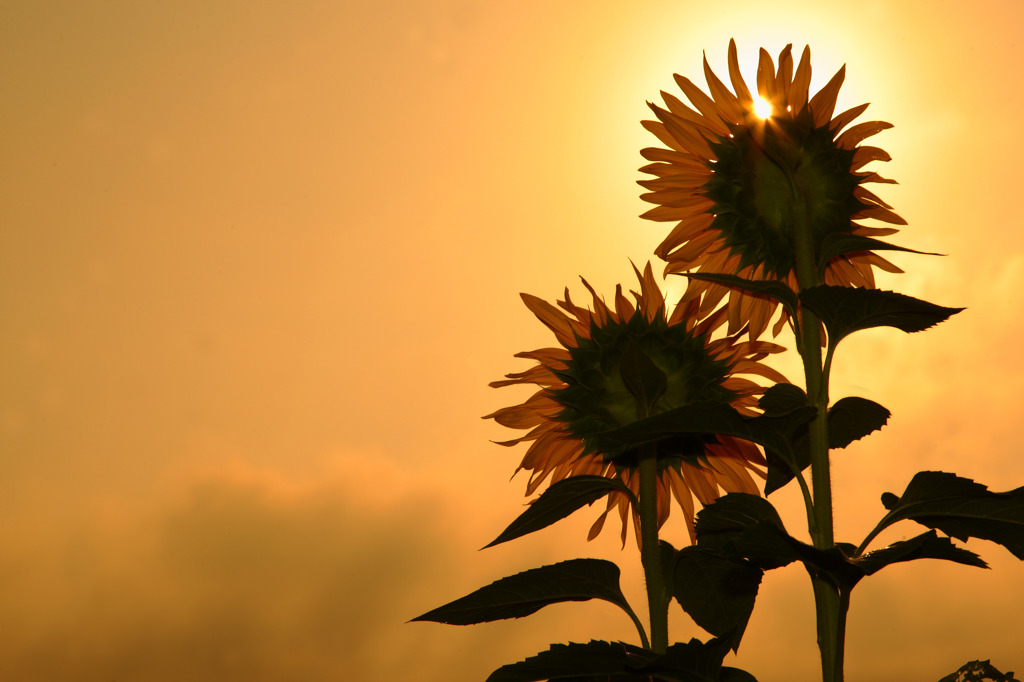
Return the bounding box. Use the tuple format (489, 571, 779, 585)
(2, 1, 1023, 680)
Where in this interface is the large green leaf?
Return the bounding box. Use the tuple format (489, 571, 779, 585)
(484, 476, 636, 548)
(486, 638, 754, 682)
(854, 530, 987, 575)
(799, 286, 963, 346)
(694, 495, 859, 589)
(827, 396, 890, 449)
(674, 272, 798, 316)
(672, 547, 763, 652)
(693, 494, 799, 571)
(411, 559, 633, 625)
(867, 471, 1024, 560)
(758, 389, 890, 492)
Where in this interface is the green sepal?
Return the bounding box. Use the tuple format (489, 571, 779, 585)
(411, 559, 634, 625)
(799, 285, 964, 346)
(863, 471, 1024, 560)
(674, 272, 798, 318)
(485, 637, 756, 682)
(671, 546, 763, 653)
(620, 339, 669, 417)
(855, 530, 987, 575)
(827, 396, 890, 449)
(484, 476, 637, 548)
(816, 233, 942, 276)
(938, 660, 1020, 682)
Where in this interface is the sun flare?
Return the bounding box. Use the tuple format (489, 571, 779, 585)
(753, 96, 772, 118)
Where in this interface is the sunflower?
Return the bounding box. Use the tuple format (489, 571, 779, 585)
(639, 40, 905, 339)
(484, 262, 787, 545)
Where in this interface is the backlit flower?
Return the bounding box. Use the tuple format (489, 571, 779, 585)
(485, 263, 787, 544)
(639, 40, 904, 338)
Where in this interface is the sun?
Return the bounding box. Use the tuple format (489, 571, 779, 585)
(753, 96, 773, 119)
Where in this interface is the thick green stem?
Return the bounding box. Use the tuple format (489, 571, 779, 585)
(799, 306, 843, 682)
(638, 442, 668, 653)
(792, 192, 845, 682)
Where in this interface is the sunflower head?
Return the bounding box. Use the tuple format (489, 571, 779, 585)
(640, 40, 905, 338)
(552, 298, 738, 467)
(485, 263, 787, 544)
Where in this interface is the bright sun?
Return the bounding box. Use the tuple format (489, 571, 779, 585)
(753, 97, 773, 119)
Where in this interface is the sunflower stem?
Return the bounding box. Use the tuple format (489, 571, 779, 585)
(792, 194, 845, 682)
(637, 442, 668, 654)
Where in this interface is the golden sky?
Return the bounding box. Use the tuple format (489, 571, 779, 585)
(3, 1, 1024, 680)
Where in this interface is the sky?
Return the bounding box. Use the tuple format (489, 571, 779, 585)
(2, 1, 1023, 680)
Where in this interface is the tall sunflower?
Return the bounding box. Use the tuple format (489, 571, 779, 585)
(639, 40, 905, 339)
(485, 263, 787, 545)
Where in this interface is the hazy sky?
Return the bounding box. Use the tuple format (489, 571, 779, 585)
(3, 1, 1024, 680)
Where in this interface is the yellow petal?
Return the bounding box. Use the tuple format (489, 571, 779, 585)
(809, 64, 847, 127)
(789, 45, 812, 112)
(727, 39, 753, 104)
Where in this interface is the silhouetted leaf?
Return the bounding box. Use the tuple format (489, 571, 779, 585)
(660, 540, 680, 605)
(855, 530, 987, 575)
(672, 547, 762, 652)
(485, 640, 653, 682)
(598, 400, 816, 496)
(601, 401, 815, 469)
(827, 397, 890, 449)
(938, 659, 1020, 682)
(695, 495, 862, 589)
(484, 476, 636, 548)
(816, 233, 941, 273)
(870, 471, 1024, 560)
(757, 384, 808, 416)
(486, 638, 750, 682)
(693, 494, 798, 571)
(620, 339, 668, 417)
(799, 286, 963, 345)
(411, 559, 632, 625)
(675, 273, 798, 315)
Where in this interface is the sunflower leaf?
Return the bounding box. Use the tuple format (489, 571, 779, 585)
(675, 272, 798, 317)
(484, 476, 636, 548)
(672, 546, 763, 653)
(411, 559, 633, 626)
(866, 471, 1024, 560)
(693, 494, 798, 571)
(485, 637, 750, 682)
(600, 401, 815, 466)
(694, 494, 866, 589)
(827, 396, 890, 449)
(757, 383, 808, 416)
(799, 286, 964, 345)
(937, 659, 1020, 682)
(854, 530, 988, 575)
(816, 233, 942, 274)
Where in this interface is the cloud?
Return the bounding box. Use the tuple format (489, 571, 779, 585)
(0, 457, 555, 681)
